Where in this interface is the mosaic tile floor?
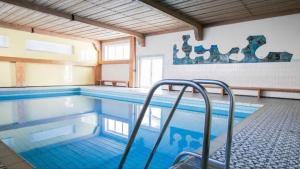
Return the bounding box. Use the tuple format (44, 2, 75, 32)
(173, 97, 300, 169)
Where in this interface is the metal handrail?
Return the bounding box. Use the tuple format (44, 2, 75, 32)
(172, 79, 235, 169)
(144, 86, 188, 169)
(118, 79, 212, 169)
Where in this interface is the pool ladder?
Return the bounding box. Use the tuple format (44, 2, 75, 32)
(118, 79, 235, 169)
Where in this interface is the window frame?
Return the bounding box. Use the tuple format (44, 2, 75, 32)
(102, 40, 130, 61)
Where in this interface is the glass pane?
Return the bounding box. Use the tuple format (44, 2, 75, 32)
(139, 56, 163, 88)
(115, 121, 123, 134)
(124, 45, 130, 59)
(116, 46, 123, 59)
(151, 58, 163, 84)
(140, 58, 152, 88)
(108, 46, 116, 60)
(104, 46, 109, 60)
(123, 123, 129, 136)
(108, 119, 115, 131)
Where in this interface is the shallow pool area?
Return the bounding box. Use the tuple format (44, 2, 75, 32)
(0, 88, 260, 169)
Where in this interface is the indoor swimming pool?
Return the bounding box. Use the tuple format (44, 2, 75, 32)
(0, 88, 261, 169)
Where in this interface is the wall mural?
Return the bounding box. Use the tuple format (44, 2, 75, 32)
(173, 35, 293, 64)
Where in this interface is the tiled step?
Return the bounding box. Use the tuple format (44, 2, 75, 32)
(20, 136, 175, 169)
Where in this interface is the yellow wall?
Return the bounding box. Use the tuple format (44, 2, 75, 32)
(0, 61, 16, 87)
(24, 63, 95, 86)
(0, 27, 97, 87)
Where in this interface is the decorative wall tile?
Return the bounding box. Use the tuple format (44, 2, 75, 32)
(173, 35, 293, 64)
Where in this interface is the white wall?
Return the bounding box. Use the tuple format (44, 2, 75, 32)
(102, 64, 129, 81)
(137, 14, 300, 99)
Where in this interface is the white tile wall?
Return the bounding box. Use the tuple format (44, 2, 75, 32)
(137, 14, 300, 99)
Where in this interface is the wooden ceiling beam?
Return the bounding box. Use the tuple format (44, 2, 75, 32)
(136, 0, 203, 41)
(0, 0, 145, 43)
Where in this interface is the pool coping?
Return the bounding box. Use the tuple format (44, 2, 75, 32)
(0, 86, 263, 108)
(81, 86, 263, 108)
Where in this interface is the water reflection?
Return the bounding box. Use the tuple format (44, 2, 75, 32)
(0, 95, 244, 169)
(104, 118, 129, 138)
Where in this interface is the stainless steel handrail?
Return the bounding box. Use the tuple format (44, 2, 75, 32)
(118, 79, 212, 169)
(172, 79, 235, 169)
(143, 86, 188, 169)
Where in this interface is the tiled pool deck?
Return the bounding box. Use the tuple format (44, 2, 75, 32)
(172, 92, 300, 169)
(0, 86, 300, 169)
(0, 142, 32, 169)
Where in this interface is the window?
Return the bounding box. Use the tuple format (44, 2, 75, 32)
(103, 41, 130, 61)
(26, 39, 73, 55)
(0, 35, 9, 48)
(104, 118, 129, 138)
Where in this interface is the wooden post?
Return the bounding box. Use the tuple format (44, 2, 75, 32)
(258, 89, 262, 99)
(15, 62, 25, 87)
(94, 66, 101, 85)
(129, 36, 136, 88)
(100, 80, 104, 86)
(93, 41, 102, 85)
(221, 88, 225, 95)
(168, 85, 173, 91)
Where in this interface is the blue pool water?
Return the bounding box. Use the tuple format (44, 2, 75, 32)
(0, 88, 260, 169)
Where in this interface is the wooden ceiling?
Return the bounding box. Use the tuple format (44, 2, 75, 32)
(0, 0, 299, 43)
(159, 0, 300, 26)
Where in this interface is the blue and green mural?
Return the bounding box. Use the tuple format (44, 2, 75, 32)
(173, 35, 293, 64)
